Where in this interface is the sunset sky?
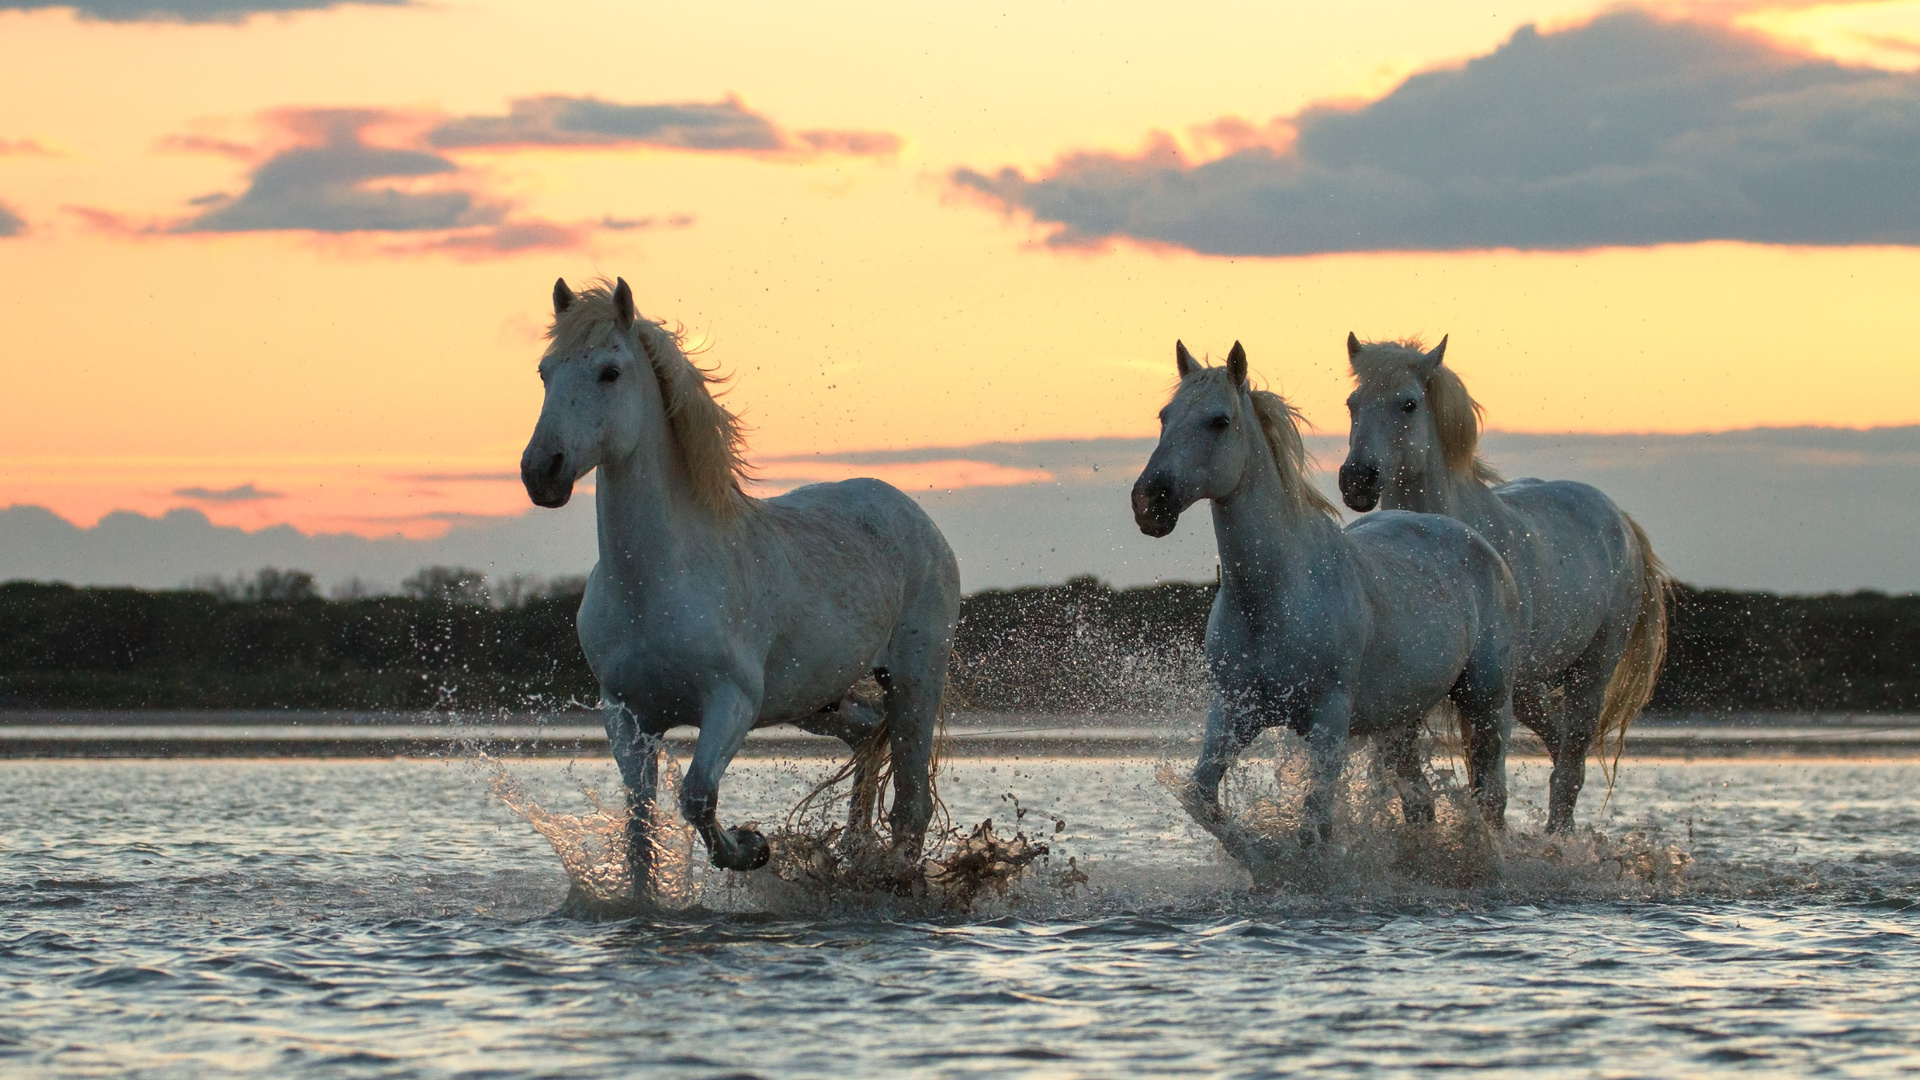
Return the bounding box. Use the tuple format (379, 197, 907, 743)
(4, 0, 1920, 543)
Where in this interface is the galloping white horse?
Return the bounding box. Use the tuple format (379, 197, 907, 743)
(1339, 335, 1667, 832)
(1133, 342, 1521, 846)
(520, 278, 961, 895)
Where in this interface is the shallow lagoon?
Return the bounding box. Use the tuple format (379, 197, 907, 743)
(5, 750, 1920, 1077)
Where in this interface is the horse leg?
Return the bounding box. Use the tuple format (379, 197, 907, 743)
(680, 682, 771, 871)
(605, 704, 663, 900)
(1190, 696, 1260, 821)
(1380, 723, 1435, 826)
(1300, 689, 1355, 847)
(1455, 698, 1513, 831)
(1451, 665, 1514, 832)
(877, 666, 943, 866)
(1547, 644, 1618, 833)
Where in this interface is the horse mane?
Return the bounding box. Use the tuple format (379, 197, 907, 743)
(1349, 336, 1503, 485)
(545, 281, 755, 518)
(1247, 387, 1343, 521)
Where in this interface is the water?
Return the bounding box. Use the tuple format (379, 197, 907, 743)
(5, 749, 1920, 1076)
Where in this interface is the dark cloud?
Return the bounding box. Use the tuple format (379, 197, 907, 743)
(956, 12, 1920, 254)
(174, 483, 285, 503)
(0, 201, 23, 237)
(0, 0, 403, 23)
(428, 95, 899, 157)
(177, 110, 494, 234)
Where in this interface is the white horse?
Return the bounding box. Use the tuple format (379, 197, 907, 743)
(1132, 342, 1521, 847)
(1339, 335, 1668, 832)
(520, 278, 961, 896)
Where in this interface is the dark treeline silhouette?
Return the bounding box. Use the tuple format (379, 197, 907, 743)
(3, 571, 1918, 715)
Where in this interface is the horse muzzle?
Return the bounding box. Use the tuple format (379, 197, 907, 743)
(1131, 478, 1181, 538)
(521, 448, 575, 508)
(1338, 460, 1380, 512)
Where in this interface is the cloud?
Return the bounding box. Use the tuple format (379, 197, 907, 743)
(176, 110, 494, 234)
(0, 138, 54, 156)
(155, 133, 258, 160)
(0, 0, 403, 23)
(391, 219, 583, 259)
(955, 12, 1920, 254)
(0, 201, 23, 237)
(428, 95, 899, 157)
(173, 483, 284, 503)
(78, 106, 708, 256)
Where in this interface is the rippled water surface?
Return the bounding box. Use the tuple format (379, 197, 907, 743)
(6, 750, 1920, 1077)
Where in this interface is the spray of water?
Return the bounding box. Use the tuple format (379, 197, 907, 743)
(1158, 729, 1693, 902)
(481, 753, 702, 914)
(484, 747, 1073, 918)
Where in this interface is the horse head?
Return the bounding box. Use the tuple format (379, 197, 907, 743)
(1132, 341, 1254, 537)
(521, 277, 654, 508)
(1339, 333, 1450, 512)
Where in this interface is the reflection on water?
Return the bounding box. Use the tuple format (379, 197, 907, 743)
(4, 750, 1920, 1076)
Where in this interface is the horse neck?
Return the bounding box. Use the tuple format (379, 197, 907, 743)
(1382, 438, 1505, 527)
(594, 418, 724, 591)
(1210, 425, 1342, 599)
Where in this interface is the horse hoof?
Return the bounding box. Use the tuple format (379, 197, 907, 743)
(725, 826, 771, 871)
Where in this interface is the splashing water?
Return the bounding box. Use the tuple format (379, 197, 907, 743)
(485, 751, 1070, 917)
(1158, 729, 1693, 902)
(482, 754, 700, 914)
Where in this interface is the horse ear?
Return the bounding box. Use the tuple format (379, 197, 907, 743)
(1227, 341, 1248, 387)
(613, 277, 635, 331)
(552, 278, 573, 315)
(1347, 332, 1361, 360)
(1175, 340, 1197, 378)
(1413, 334, 1447, 377)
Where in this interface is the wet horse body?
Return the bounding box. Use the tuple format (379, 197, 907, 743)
(1340, 335, 1667, 832)
(1133, 343, 1520, 846)
(522, 278, 959, 896)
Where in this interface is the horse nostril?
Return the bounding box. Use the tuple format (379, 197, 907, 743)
(545, 452, 566, 480)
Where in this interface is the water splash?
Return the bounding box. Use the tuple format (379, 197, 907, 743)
(1159, 730, 1694, 902)
(486, 751, 1070, 918)
(482, 754, 700, 915)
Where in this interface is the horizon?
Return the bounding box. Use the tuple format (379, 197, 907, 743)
(11, 422, 1920, 596)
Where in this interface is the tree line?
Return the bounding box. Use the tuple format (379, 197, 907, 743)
(2, 569, 1917, 715)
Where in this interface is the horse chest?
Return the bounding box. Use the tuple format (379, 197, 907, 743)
(578, 597, 742, 705)
(1206, 613, 1344, 689)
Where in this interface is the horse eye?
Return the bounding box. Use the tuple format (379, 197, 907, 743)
(599, 366, 621, 384)
(1400, 399, 1417, 413)
(1209, 415, 1231, 431)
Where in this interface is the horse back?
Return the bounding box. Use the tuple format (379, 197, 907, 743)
(1489, 477, 1646, 677)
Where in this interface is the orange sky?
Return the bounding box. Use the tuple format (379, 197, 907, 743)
(3, 0, 1919, 536)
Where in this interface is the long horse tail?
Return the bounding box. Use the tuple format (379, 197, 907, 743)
(791, 679, 953, 846)
(1596, 514, 1671, 787)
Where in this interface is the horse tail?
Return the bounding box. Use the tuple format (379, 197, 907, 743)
(790, 679, 952, 847)
(1595, 514, 1671, 788)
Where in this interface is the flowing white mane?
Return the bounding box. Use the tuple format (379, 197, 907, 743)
(545, 282, 755, 517)
(1350, 337, 1503, 485)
